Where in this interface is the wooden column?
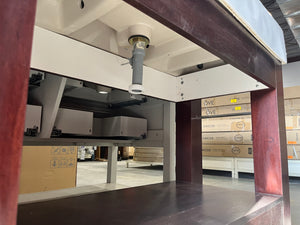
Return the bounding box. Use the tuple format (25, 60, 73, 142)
(176, 100, 202, 184)
(0, 1, 37, 225)
(251, 65, 291, 224)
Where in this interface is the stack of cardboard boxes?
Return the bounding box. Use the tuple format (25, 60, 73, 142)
(133, 147, 163, 163)
(202, 93, 253, 158)
(202, 86, 300, 159)
(284, 86, 300, 159)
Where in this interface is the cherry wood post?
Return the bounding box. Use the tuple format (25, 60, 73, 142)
(251, 65, 291, 224)
(176, 100, 202, 183)
(0, 1, 37, 225)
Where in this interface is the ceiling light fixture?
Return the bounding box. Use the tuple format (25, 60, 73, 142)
(96, 85, 111, 94)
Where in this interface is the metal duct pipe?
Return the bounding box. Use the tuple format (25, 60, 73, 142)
(276, 0, 300, 48)
(128, 36, 149, 94)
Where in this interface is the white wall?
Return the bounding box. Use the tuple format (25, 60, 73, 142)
(177, 65, 268, 101)
(30, 26, 270, 103)
(30, 26, 178, 102)
(123, 98, 164, 130)
(283, 61, 300, 88)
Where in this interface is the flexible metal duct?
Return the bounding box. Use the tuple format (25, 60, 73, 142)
(277, 0, 300, 47)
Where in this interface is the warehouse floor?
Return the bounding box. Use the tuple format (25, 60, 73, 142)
(19, 161, 300, 223)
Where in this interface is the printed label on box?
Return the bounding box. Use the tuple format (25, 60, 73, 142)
(203, 99, 216, 107)
(50, 158, 76, 169)
(233, 134, 244, 143)
(232, 147, 241, 155)
(51, 146, 76, 155)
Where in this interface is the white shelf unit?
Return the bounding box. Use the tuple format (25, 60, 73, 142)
(202, 156, 235, 177)
(203, 156, 300, 178)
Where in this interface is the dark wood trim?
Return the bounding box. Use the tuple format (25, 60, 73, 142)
(123, 0, 277, 88)
(251, 64, 290, 224)
(176, 100, 202, 184)
(0, 1, 37, 224)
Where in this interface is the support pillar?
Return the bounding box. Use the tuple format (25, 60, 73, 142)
(0, 1, 37, 225)
(107, 146, 118, 183)
(29, 74, 67, 138)
(251, 65, 290, 224)
(163, 102, 176, 182)
(176, 100, 202, 183)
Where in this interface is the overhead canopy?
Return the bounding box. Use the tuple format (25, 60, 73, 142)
(218, 0, 287, 63)
(31, 0, 285, 100)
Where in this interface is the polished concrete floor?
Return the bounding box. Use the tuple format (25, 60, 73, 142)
(76, 161, 163, 187)
(19, 160, 300, 224)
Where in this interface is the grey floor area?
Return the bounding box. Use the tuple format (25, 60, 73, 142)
(19, 161, 300, 224)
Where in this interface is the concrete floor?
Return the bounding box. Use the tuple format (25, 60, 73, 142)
(76, 161, 163, 187)
(19, 160, 300, 224)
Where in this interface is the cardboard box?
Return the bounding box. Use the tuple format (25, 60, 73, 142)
(287, 145, 300, 160)
(202, 92, 250, 108)
(202, 103, 251, 117)
(19, 146, 77, 194)
(122, 147, 135, 158)
(284, 86, 300, 100)
(134, 147, 163, 154)
(285, 116, 300, 130)
(134, 152, 164, 157)
(129, 147, 135, 157)
(202, 132, 252, 145)
(202, 145, 253, 158)
(285, 99, 300, 115)
(202, 116, 252, 132)
(133, 147, 163, 162)
(287, 131, 300, 145)
(202, 130, 300, 146)
(133, 157, 163, 163)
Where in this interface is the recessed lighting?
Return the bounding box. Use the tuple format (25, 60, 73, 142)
(96, 85, 111, 94)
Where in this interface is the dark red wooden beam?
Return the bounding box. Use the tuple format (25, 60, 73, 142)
(251, 64, 290, 224)
(123, 0, 276, 88)
(0, 1, 37, 224)
(176, 100, 202, 184)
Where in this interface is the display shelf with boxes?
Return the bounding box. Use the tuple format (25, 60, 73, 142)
(201, 86, 300, 177)
(284, 86, 300, 160)
(202, 92, 253, 160)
